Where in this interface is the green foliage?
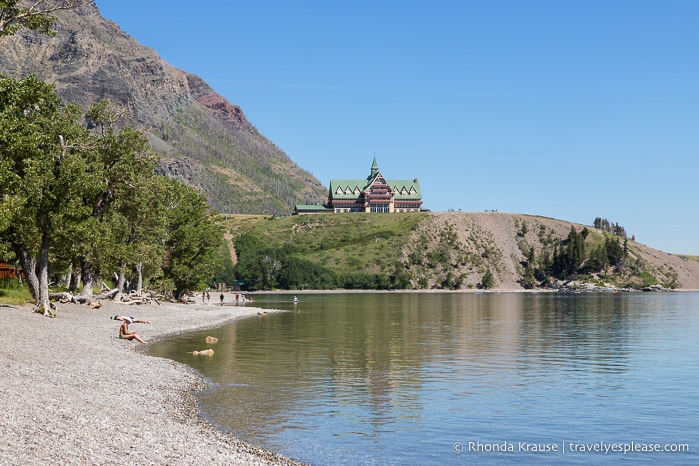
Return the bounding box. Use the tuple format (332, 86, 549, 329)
(521, 265, 536, 289)
(585, 244, 610, 272)
(228, 213, 691, 292)
(605, 236, 625, 266)
(0, 0, 57, 38)
(213, 240, 236, 286)
(551, 226, 587, 279)
(161, 178, 223, 297)
(636, 271, 658, 288)
(521, 248, 536, 289)
(279, 255, 337, 289)
(480, 269, 495, 289)
(518, 220, 528, 237)
(65, 99, 165, 295)
(232, 214, 425, 288)
(340, 272, 390, 290)
(231, 214, 425, 290)
(389, 261, 412, 289)
(593, 217, 628, 238)
(0, 75, 225, 302)
(0, 279, 32, 305)
(234, 234, 338, 290)
(440, 271, 465, 290)
(0, 74, 93, 302)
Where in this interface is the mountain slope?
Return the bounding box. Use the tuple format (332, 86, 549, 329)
(227, 212, 699, 290)
(0, 2, 327, 213)
(406, 212, 699, 290)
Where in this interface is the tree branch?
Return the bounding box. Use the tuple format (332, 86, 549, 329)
(0, 0, 95, 38)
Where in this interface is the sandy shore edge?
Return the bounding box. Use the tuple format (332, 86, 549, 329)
(0, 300, 304, 465)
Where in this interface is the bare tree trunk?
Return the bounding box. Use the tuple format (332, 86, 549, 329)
(113, 260, 126, 302)
(37, 234, 50, 308)
(14, 235, 55, 316)
(63, 272, 72, 290)
(80, 257, 95, 298)
(73, 270, 81, 292)
(14, 245, 40, 304)
(135, 262, 143, 296)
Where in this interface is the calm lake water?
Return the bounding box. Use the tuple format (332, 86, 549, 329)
(149, 292, 698, 465)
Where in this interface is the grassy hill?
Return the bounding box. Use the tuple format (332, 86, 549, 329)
(225, 213, 423, 276)
(224, 212, 699, 291)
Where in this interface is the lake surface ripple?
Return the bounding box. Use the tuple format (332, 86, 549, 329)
(149, 292, 699, 465)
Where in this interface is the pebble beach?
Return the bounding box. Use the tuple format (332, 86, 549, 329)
(0, 300, 304, 465)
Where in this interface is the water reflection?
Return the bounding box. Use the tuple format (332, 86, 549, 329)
(149, 292, 699, 465)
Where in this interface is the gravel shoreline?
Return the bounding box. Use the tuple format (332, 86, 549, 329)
(0, 300, 305, 465)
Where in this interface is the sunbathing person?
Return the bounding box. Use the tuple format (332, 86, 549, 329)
(111, 315, 150, 324)
(118, 317, 148, 344)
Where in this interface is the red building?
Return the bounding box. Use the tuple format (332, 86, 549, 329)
(0, 263, 22, 280)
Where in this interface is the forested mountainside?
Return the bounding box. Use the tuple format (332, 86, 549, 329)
(0, 2, 327, 214)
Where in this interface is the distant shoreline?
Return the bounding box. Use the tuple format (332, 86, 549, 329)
(248, 287, 699, 294)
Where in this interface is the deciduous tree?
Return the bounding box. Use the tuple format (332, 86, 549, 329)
(0, 0, 94, 38)
(0, 75, 91, 314)
(161, 178, 223, 299)
(72, 100, 161, 299)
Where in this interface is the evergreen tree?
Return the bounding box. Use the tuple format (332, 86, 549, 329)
(481, 269, 495, 289)
(536, 249, 552, 281)
(605, 236, 626, 266)
(586, 244, 609, 272)
(521, 248, 536, 289)
(522, 264, 536, 289)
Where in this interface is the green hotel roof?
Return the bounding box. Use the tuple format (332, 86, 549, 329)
(329, 177, 422, 200)
(294, 204, 333, 212)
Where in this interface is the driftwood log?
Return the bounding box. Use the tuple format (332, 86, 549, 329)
(49, 288, 119, 305)
(47, 288, 164, 310)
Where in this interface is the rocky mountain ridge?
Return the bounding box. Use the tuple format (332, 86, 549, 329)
(0, 2, 327, 214)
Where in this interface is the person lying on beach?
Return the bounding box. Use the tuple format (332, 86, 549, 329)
(118, 317, 148, 344)
(111, 315, 150, 324)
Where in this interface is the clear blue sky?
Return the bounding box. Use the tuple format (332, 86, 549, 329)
(95, 1, 699, 254)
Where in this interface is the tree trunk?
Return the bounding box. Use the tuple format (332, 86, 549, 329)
(113, 260, 126, 302)
(135, 262, 143, 296)
(80, 257, 95, 298)
(70, 269, 81, 293)
(14, 235, 55, 316)
(37, 233, 50, 306)
(14, 245, 40, 303)
(64, 271, 72, 290)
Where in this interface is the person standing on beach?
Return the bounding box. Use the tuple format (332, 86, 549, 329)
(118, 317, 149, 344)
